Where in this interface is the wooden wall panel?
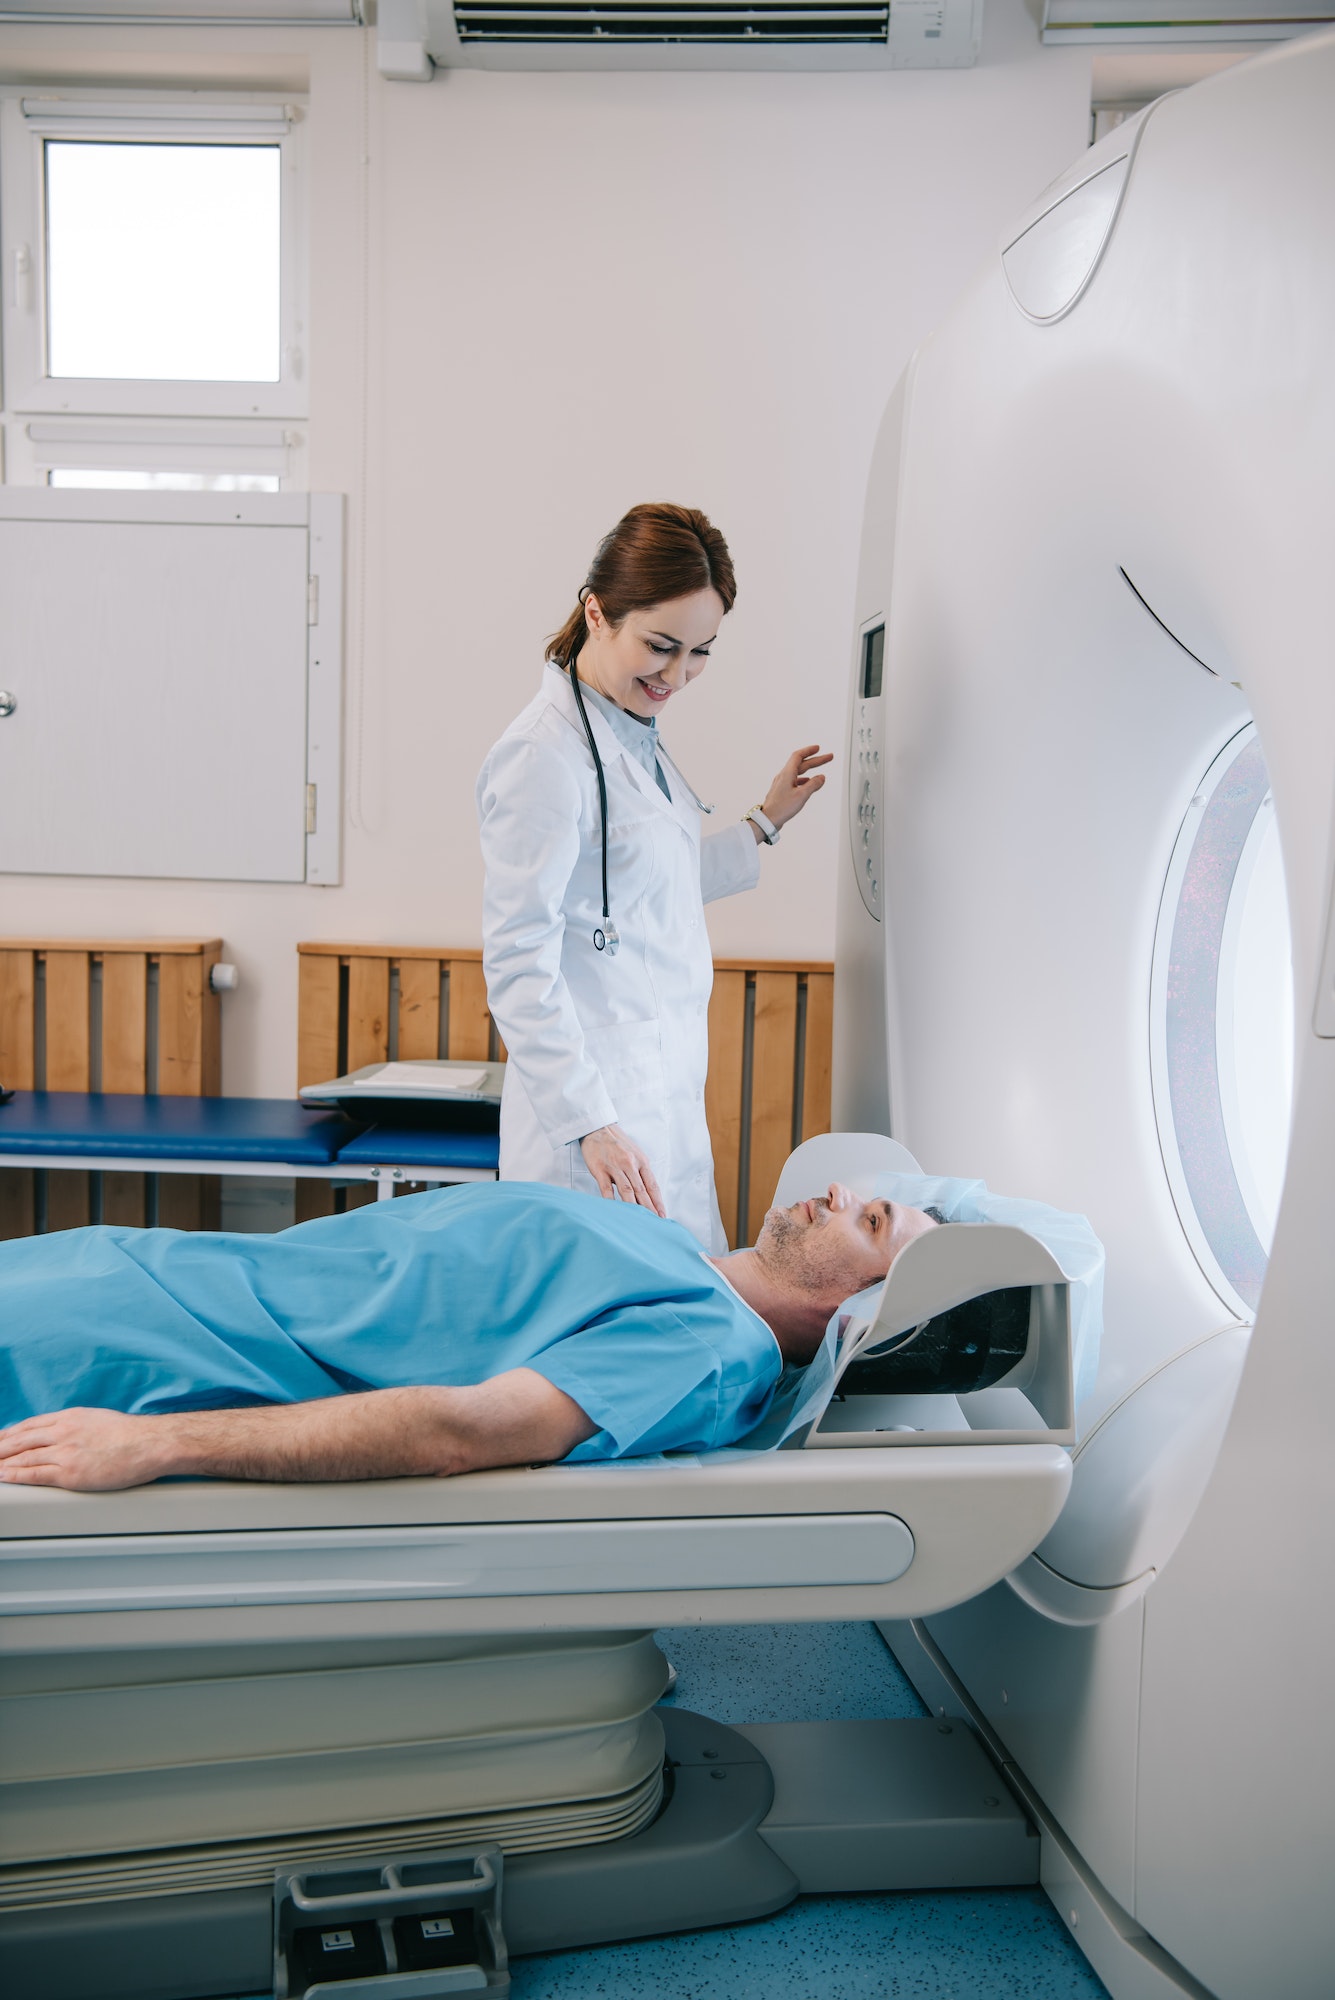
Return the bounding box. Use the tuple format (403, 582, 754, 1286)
(46, 1170, 91, 1233)
(297, 955, 341, 1092)
(295, 1180, 337, 1224)
(347, 957, 391, 1073)
(159, 954, 212, 1096)
(802, 971, 835, 1142)
(103, 1171, 147, 1228)
(447, 960, 493, 1063)
(199, 946, 222, 1096)
(397, 959, 441, 1061)
(45, 952, 90, 1092)
(0, 951, 35, 1090)
(705, 970, 748, 1250)
(101, 953, 148, 1094)
(747, 972, 800, 1247)
(158, 1175, 221, 1232)
(0, 1170, 35, 1240)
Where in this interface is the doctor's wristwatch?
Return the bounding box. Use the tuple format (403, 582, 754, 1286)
(744, 804, 781, 845)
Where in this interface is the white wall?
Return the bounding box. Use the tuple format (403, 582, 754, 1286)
(0, 4, 1091, 1095)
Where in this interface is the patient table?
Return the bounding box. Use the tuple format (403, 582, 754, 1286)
(0, 1134, 1075, 1999)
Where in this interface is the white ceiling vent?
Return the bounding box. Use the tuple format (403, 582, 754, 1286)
(379, 0, 981, 77)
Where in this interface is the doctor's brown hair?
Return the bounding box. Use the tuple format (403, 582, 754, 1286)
(545, 502, 737, 666)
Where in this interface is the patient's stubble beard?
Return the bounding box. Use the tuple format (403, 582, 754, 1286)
(762, 1204, 862, 1301)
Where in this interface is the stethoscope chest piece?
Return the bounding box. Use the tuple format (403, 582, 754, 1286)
(594, 920, 620, 956)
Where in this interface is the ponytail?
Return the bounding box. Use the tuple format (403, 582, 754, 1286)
(546, 502, 736, 666)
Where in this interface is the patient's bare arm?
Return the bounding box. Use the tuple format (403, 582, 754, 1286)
(0, 1370, 597, 1493)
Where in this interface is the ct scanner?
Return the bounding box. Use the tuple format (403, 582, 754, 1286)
(837, 30, 1335, 1997)
(1, 33, 1331, 2000)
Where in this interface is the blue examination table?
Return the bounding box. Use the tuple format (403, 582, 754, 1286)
(0, 1091, 499, 1197)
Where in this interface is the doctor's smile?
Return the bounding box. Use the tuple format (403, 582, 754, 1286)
(568, 591, 719, 721)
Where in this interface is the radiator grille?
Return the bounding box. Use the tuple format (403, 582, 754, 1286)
(454, 1, 890, 43)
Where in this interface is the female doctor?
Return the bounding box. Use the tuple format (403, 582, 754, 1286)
(476, 503, 830, 1253)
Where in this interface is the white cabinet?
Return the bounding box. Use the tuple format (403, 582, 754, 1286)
(0, 490, 342, 884)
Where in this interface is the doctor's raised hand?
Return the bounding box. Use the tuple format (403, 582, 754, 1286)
(476, 502, 830, 1254)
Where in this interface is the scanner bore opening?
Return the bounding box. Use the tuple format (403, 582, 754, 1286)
(1151, 724, 1293, 1316)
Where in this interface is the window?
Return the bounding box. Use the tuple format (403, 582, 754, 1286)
(45, 138, 281, 383)
(47, 470, 281, 492)
(0, 91, 306, 440)
(1151, 726, 1294, 1316)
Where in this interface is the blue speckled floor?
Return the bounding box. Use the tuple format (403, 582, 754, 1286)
(656, 1618, 929, 1723)
(509, 1887, 1106, 1999)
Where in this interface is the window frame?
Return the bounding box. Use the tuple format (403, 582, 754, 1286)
(0, 89, 307, 421)
(3, 415, 306, 490)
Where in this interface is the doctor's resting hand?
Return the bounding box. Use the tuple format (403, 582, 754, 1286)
(754, 743, 833, 837)
(580, 1122, 668, 1216)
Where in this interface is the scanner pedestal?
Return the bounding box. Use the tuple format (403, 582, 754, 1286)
(0, 1708, 1039, 2000)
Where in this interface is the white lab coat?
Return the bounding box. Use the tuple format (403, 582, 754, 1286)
(477, 666, 760, 1251)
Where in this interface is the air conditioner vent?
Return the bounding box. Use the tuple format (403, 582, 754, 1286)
(454, 0, 888, 41)
(384, 0, 979, 77)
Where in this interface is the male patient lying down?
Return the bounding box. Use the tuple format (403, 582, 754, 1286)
(0, 1181, 939, 1492)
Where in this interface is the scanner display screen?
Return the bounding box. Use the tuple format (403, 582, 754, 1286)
(861, 625, 885, 699)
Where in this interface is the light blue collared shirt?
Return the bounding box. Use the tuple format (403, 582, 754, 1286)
(568, 670, 671, 800)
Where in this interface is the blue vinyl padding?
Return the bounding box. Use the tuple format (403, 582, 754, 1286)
(334, 1123, 501, 1171)
(0, 1092, 357, 1164)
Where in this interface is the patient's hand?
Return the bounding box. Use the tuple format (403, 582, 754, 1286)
(0, 1407, 178, 1491)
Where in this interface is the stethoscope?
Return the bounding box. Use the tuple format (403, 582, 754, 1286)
(566, 639, 713, 957)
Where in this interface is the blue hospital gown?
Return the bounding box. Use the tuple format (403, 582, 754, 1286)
(0, 1184, 782, 1460)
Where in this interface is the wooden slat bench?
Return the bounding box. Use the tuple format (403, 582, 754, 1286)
(0, 938, 223, 1237)
(708, 958, 834, 1249)
(0, 940, 502, 1239)
(298, 944, 833, 1248)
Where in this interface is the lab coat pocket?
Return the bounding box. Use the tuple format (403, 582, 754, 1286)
(604, 803, 659, 911)
(584, 1019, 667, 1127)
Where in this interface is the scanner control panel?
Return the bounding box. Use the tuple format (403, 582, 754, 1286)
(849, 621, 886, 920)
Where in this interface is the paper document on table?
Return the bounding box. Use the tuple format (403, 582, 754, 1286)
(349, 1064, 489, 1093)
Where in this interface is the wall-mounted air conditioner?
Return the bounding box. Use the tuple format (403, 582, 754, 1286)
(378, 0, 981, 79)
(1042, 0, 1333, 42)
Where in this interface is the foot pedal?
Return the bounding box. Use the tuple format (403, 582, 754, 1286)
(274, 1845, 509, 1998)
